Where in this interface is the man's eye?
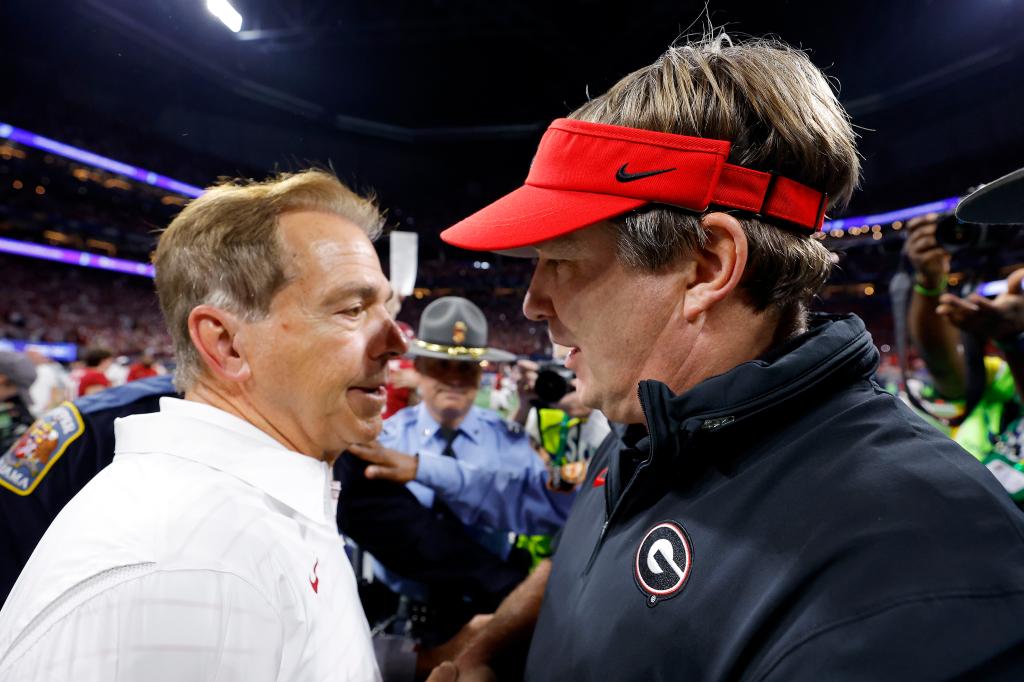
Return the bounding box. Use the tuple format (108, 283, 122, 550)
(338, 305, 364, 318)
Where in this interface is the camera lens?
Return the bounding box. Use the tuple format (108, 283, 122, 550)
(934, 214, 979, 253)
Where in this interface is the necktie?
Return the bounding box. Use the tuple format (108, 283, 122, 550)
(432, 427, 461, 512)
(439, 427, 459, 459)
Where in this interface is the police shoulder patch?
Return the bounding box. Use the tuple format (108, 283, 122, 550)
(0, 403, 84, 496)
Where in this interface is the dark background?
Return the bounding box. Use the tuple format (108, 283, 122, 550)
(5, 0, 1024, 258)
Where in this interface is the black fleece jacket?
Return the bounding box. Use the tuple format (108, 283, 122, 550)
(526, 314, 1024, 681)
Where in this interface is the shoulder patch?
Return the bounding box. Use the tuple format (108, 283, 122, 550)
(0, 403, 85, 496)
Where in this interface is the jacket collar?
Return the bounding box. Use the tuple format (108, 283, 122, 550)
(610, 314, 878, 496)
(114, 397, 335, 526)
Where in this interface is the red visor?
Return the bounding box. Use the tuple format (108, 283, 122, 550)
(441, 118, 829, 251)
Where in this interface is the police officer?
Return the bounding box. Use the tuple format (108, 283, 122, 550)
(350, 297, 575, 536)
(0, 374, 174, 599)
(0, 351, 38, 456)
(347, 297, 575, 641)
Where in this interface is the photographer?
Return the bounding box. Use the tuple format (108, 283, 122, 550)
(512, 354, 610, 491)
(906, 212, 1024, 500)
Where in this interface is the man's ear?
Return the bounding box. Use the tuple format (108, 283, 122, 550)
(187, 304, 252, 384)
(682, 212, 749, 322)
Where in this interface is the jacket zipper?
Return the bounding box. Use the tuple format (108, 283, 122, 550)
(578, 333, 870, 575)
(582, 384, 687, 575)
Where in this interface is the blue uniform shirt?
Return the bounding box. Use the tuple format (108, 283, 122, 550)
(381, 403, 576, 539)
(375, 403, 575, 600)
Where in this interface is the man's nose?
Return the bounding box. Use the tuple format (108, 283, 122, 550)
(523, 266, 555, 322)
(374, 316, 408, 360)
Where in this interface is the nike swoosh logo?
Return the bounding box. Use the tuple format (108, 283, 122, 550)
(310, 559, 319, 594)
(615, 163, 675, 182)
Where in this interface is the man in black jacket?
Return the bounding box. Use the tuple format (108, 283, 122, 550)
(431, 33, 1024, 681)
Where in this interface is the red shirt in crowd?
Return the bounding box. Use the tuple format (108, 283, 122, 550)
(384, 357, 416, 419)
(126, 363, 159, 382)
(77, 369, 110, 397)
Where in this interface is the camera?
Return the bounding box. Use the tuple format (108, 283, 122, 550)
(533, 365, 575, 406)
(934, 212, 1019, 254)
(934, 214, 995, 253)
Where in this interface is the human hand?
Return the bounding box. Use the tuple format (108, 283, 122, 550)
(425, 661, 498, 682)
(904, 213, 950, 288)
(936, 268, 1024, 342)
(556, 389, 592, 419)
(347, 441, 418, 483)
(515, 360, 539, 403)
(416, 614, 494, 677)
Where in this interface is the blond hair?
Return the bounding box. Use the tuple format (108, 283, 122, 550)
(571, 33, 859, 323)
(153, 169, 383, 390)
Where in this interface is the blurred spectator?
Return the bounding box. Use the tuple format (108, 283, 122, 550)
(1, 254, 172, 359)
(126, 354, 160, 382)
(24, 350, 71, 417)
(384, 323, 420, 419)
(76, 346, 113, 397)
(906, 213, 1024, 503)
(0, 351, 37, 452)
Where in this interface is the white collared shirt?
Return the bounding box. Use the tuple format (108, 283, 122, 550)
(0, 398, 381, 682)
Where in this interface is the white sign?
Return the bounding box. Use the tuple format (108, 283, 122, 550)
(389, 231, 418, 297)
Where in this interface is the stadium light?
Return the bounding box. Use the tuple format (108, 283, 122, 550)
(207, 0, 243, 33)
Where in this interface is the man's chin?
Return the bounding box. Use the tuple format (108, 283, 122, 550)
(573, 382, 599, 411)
(344, 415, 383, 446)
(437, 405, 469, 422)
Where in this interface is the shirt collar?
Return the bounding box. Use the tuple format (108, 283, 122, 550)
(114, 397, 333, 526)
(413, 403, 481, 448)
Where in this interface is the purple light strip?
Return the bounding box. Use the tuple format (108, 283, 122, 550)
(822, 196, 961, 232)
(0, 121, 968, 239)
(0, 339, 78, 362)
(0, 121, 204, 198)
(0, 237, 154, 278)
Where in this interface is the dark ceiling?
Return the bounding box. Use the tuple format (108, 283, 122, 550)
(5, 0, 1024, 248)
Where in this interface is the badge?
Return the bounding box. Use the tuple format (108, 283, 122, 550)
(0, 403, 84, 495)
(452, 321, 467, 345)
(634, 520, 693, 607)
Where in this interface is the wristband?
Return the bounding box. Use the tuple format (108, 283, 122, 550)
(913, 275, 947, 297)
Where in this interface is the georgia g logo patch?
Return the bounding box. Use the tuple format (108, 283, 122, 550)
(634, 520, 693, 607)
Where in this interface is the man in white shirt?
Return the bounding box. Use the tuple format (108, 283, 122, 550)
(0, 170, 406, 681)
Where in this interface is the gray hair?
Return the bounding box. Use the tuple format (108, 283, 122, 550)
(571, 33, 859, 320)
(153, 169, 383, 391)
